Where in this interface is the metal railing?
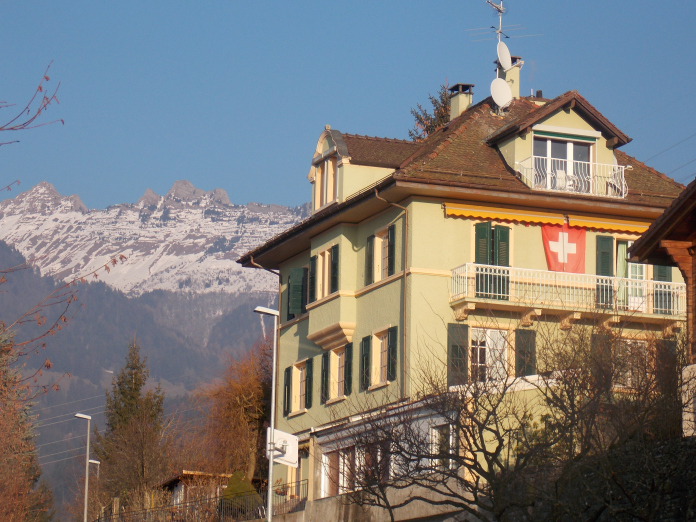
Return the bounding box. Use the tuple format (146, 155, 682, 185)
(516, 156, 627, 198)
(451, 263, 686, 316)
(94, 480, 308, 522)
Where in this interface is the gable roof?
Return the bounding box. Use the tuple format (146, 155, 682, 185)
(341, 133, 420, 168)
(485, 90, 631, 147)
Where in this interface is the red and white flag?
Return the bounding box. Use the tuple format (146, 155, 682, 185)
(541, 225, 586, 273)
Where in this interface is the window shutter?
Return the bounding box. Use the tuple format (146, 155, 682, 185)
(320, 352, 329, 404)
(283, 367, 292, 416)
(288, 268, 305, 316)
(360, 336, 371, 391)
(515, 329, 536, 377)
(494, 226, 510, 267)
(596, 236, 614, 276)
(387, 224, 396, 276)
(590, 332, 612, 393)
(301, 267, 308, 312)
(344, 343, 353, 396)
(655, 339, 680, 437)
(447, 323, 469, 386)
(308, 256, 317, 303)
(330, 244, 339, 294)
(387, 326, 398, 381)
(365, 236, 374, 286)
(654, 265, 672, 282)
(304, 358, 313, 409)
(474, 222, 492, 264)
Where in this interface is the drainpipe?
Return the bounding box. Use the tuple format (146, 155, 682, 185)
(374, 189, 409, 400)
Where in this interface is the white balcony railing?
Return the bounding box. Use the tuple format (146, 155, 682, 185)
(516, 156, 628, 198)
(451, 263, 686, 317)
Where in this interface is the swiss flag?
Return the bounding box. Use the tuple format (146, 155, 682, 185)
(541, 225, 586, 273)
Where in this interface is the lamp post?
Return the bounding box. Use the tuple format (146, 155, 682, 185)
(254, 305, 279, 522)
(75, 414, 92, 522)
(89, 459, 101, 479)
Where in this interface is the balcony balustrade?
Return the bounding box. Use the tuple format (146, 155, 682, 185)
(516, 156, 628, 198)
(451, 263, 686, 318)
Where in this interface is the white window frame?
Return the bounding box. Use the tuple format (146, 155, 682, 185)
(314, 156, 337, 210)
(471, 328, 508, 382)
(321, 446, 355, 498)
(373, 227, 390, 282)
(315, 248, 333, 300)
(292, 361, 307, 412)
(335, 347, 345, 399)
(371, 330, 389, 386)
(430, 423, 457, 470)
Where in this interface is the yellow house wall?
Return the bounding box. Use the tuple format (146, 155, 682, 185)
(338, 164, 392, 202)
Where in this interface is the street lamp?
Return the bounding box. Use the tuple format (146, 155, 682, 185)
(254, 305, 279, 522)
(89, 459, 101, 479)
(75, 413, 92, 522)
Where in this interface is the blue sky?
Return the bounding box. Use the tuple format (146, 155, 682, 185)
(2, 1, 695, 209)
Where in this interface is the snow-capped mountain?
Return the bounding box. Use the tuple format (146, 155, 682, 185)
(0, 181, 307, 296)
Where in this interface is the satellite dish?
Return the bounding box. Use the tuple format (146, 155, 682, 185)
(497, 40, 512, 71)
(491, 78, 513, 108)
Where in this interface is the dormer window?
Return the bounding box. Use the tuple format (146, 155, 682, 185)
(314, 156, 337, 209)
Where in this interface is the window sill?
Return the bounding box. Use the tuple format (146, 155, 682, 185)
(367, 381, 390, 392)
(313, 200, 338, 214)
(325, 396, 347, 405)
(288, 408, 308, 418)
(357, 271, 404, 297)
(280, 313, 309, 331)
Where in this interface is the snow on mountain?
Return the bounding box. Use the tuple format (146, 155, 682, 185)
(0, 181, 307, 296)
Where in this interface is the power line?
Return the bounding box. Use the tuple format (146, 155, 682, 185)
(35, 404, 105, 423)
(643, 131, 696, 163)
(32, 394, 105, 412)
(674, 170, 696, 184)
(36, 433, 93, 449)
(38, 446, 86, 460)
(667, 158, 696, 175)
(37, 410, 105, 428)
(39, 454, 83, 466)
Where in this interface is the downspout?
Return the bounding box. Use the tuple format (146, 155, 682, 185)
(374, 189, 409, 400)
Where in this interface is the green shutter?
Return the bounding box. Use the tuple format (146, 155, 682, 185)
(305, 358, 313, 409)
(308, 255, 317, 303)
(474, 222, 492, 264)
(344, 343, 353, 396)
(590, 332, 612, 393)
(515, 329, 537, 377)
(494, 226, 510, 267)
(320, 351, 329, 404)
(365, 236, 374, 286)
(655, 339, 680, 437)
(330, 244, 339, 294)
(288, 268, 305, 316)
(387, 224, 396, 276)
(654, 265, 672, 282)
(447, 323, 469, 386)
(596, 236, 614, 276)
(301, 267, 308, 312)
(387, 326, 398, 381)
(283, 367, 292, 416)
(360, 336, 371, 391)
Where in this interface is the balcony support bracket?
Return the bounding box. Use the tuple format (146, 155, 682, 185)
(521, 309, 542, 327)
(602, 315, 621, 329)
(453, 302, 476, 321)
(560, 312, 582, 330)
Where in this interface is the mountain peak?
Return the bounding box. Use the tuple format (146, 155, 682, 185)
(137, 188, 161, 208)
(166, 180, 206, 201)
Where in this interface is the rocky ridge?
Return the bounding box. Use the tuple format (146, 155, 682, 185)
(0, 181, 308, 296)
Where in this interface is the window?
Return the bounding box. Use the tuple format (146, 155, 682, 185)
(309, 245, 339, 302)
(320, 344, 352, 404)
(359, 440, 390, 485)
(616, 240, 646, 312)
(364, 224, 396, 286)
(283, 358, 313, 415)
(533, 137, 593, 193)
(447, 323, 469, 387)
(360, 327, 397, 389)
(322, 446, 355, 497)
(471, 328, 508, 382)
(474, 222, 510, 299)
(430, 424, 457, 470)
(616, 339, 648, 388)
(314, 156, 337, 210)
(286, 266, 308, 321)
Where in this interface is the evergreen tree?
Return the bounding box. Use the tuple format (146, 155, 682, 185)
(91, 339, 168, 512)
(408, 83, 451, 142)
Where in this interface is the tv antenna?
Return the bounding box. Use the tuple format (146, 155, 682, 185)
(487, 0, 518, 110)
(466, 1, 542, 42)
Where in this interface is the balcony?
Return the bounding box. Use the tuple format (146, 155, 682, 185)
(450, 263, 686, 322)
(516, 156, 628, 199)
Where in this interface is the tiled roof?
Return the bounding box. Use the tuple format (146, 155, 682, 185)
(342, 134, 420, 168)
(393, 93, 680, 207)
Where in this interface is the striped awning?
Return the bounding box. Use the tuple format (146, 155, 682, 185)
(566, 215, 651, 234)
(444, 203, 652, 234)
(444, 203, 565, 225)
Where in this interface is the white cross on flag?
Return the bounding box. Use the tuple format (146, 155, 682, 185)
(541, 225, 586, 273)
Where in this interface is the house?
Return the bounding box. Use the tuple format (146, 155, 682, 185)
(238, 60, 685, 520)
(159, 470, 232, 506)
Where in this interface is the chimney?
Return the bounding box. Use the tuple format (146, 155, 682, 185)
(449, 83, 475, 121)
(496, 56, 524, 99)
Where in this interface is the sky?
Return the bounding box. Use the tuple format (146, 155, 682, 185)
(1, 0, 695, 210)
